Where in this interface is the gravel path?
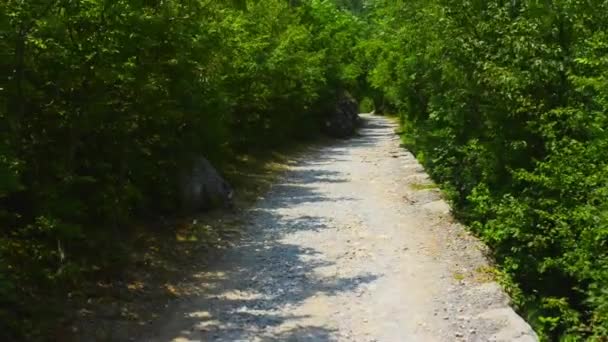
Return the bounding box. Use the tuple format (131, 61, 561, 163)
(143, 115, 537, 342)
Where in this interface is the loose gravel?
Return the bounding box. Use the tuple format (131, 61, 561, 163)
(142, 115, 537, 342)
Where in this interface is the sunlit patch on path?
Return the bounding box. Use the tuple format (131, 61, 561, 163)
(142, 115, 537, 342)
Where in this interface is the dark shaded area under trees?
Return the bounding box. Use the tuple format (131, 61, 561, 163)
(1, 0, 366, 339)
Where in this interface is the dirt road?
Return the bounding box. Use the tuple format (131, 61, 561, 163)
(143, 115, 537, 342)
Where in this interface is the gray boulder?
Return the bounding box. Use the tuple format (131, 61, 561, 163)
(179, 157, 233, 212)
(324, 91, 360, 138)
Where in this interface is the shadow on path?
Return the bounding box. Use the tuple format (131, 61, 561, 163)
(145, 116, 392, 341)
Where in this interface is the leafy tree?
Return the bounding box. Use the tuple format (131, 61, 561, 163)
(0, 0, 365, 338)
(361, 0, 608, 339)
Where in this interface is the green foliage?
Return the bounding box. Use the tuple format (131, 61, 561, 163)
(0, 0, 365, 338)
(362, 0, 608, 339)
(359, 97, 374, 113)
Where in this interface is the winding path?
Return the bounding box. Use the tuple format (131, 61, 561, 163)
(144, 115, 537, 342)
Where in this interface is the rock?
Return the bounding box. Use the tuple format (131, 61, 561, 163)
(478, 308, 538, 342)
(179, 157, 233, 212)
(324, 91, 361, 138)
(421, 200, 451, 215)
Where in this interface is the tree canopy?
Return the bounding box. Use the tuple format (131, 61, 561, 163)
(361, 0, 608, 339)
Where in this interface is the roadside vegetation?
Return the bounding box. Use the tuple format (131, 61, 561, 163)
(362, 1, 608, 340)
(1, 1, 366, 339)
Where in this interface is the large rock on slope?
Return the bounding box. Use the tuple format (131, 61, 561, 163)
(179, 157, 233, 212)
(324, 91, 361, 138)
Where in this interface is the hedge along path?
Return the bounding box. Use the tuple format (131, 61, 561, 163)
(142, 115, 538, 342)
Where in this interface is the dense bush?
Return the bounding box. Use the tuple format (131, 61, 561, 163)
(361, 0, 608, 339)
(0, 0, 364, 338)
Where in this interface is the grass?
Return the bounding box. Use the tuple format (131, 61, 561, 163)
(452, 266, 498, 284)
(453, 272, 465, 281)
(474, 265, 499, 283)
(410, 182, 439, 191)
